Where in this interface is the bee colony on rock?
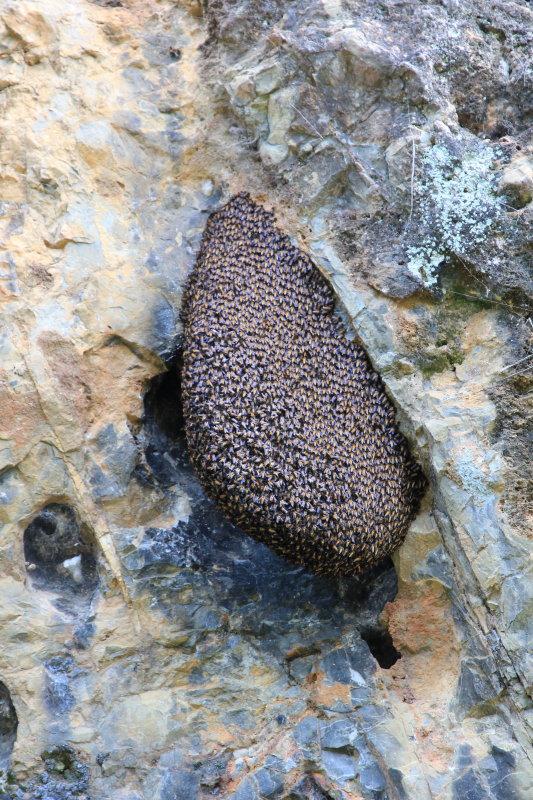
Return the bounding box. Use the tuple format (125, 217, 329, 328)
(181, 193, 426, 576)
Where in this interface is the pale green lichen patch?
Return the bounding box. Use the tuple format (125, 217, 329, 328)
(406, 141, 503, 287)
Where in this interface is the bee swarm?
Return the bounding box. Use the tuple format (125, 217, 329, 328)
(181, 193, 426, 575)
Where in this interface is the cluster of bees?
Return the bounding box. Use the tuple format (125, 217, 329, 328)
(180, 193, 426, 576)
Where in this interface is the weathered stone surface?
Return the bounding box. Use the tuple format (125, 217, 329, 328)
(0, 0, 531, 799)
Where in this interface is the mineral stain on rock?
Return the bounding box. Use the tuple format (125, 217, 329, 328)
(181, 194, 426, 576)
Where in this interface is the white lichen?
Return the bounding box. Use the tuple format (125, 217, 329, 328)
(407, 142, 502, 286)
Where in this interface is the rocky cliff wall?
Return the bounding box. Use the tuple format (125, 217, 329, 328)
(0, 1, 531, 799)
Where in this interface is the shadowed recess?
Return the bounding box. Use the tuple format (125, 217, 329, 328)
(180, 193, 426, 576)
(360, 626, 402, 669)
(23, 503, 99, 601)
(0, 681, 18, 771)
(138, 358, 400, 658)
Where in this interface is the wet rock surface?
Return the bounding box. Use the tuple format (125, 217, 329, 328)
(0, 0, 531, 799)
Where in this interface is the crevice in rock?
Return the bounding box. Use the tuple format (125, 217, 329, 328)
(360, 625, 401, 670)
(23, 503, 99, 606)
(140, 349, 189, 489)
(88, 0, 123, 7)
(0, 681, 18, 772)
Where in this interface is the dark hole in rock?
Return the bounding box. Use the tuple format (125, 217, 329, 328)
(457, 110, 482, 136)
(0, 681, 18, 771)
(489, 121, 514, 140)
(140, 349, 189, 489)
(360, 626, 401, 669)
(23, 503, 99, 601)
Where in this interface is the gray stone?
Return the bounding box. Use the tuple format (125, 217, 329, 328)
(360, 762, 387, 793)
(230, 778, 259, 800)
(292, 716, 319, 751)
(414, 545, 454, 588)
(321, 649, 351, 685)
(487, 748, 521, 800)
(345, 636, 378, 682)
(321, 750, 357, 783)
(389, 768, 408, 800)
(223, 710, 257, 731)
(320, 719, 356, 751)
(288, 655, 315, 683)
(161, 770, 199, 800)
(454, 658, 502, 718)
(452, 769, 487, 800)
(254, 767, 284, 798)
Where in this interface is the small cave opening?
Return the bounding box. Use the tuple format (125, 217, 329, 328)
(140, 349, 189, 488)
(23, 503, 99, 601)
(0, 681, 18, 771)
(360, 625, 401, 669)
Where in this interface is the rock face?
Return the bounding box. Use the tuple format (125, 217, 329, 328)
(0, 1, 531, 799)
